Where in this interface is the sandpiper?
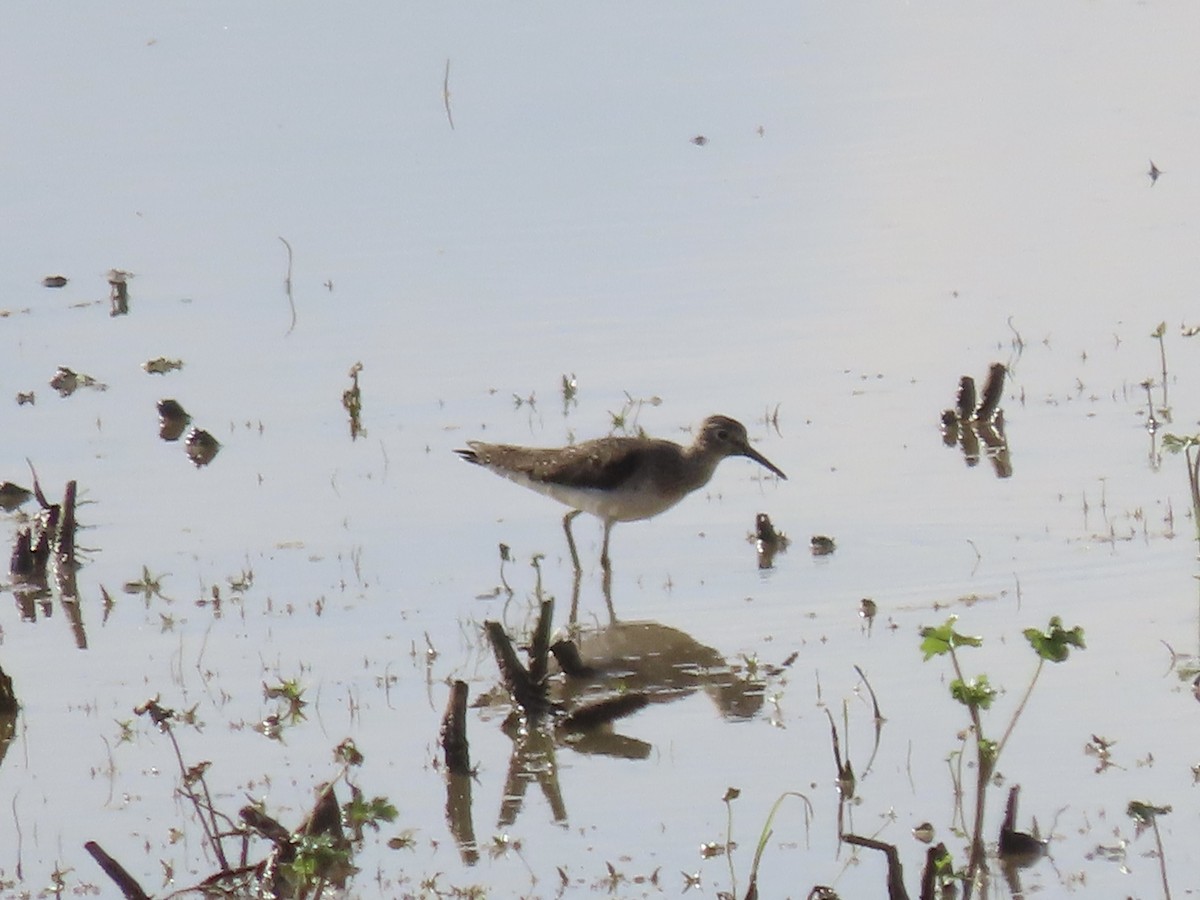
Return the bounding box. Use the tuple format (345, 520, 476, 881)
(455, 415, 786, 571)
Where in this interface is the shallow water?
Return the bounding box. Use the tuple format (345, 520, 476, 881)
(3, 3, 1200, 897)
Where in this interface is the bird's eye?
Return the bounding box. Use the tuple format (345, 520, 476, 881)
(716, 429, 729, 440)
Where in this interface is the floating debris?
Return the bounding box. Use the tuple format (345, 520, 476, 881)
(691, 135, 708, 146)
(1148, 159, 1162, 185)
(41, 275, 69, 288)
(810, 535, 836, 556)
(157, 399, 192, 442)
(859, 598, 877, 623)
(143, 357, 184, 375)
(912, 822, 935, 844)
(50, 366, 107, 397)
(342, 362, 365, 439)
(107, 268, 132, 316)
(16, 392, 35, 406)
(184, 428, 221, 467)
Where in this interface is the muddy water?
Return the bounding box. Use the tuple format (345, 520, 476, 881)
(2, 3, 1199, 897)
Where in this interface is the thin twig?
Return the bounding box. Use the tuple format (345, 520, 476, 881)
(279, 236, 296, 336)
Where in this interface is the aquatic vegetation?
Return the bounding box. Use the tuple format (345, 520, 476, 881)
(917, 615, 1085, 897)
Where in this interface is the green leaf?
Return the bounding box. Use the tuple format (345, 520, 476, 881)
(950, 675, 997, 710)
(919, 616, 984, 660)
(1023, 617, 1086, 663)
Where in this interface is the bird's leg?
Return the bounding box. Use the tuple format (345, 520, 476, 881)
(562, 510, 583, 572)
(600, 520, 614, 573)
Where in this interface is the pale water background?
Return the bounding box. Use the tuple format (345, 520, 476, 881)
(3, 3, 1200, 897)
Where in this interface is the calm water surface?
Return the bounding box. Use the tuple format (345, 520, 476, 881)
(3, 3, 1200, 897)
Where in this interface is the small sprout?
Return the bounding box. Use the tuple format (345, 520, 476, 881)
(335, 738, 364, 767)
(1126, 800, 1171, 824)
(183, 761, 211, 786)
(263, 678, 307, 722)
(134, 697, 174, 730)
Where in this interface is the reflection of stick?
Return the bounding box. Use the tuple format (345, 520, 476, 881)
(440, 680, 471, 775)
(976, 363, 1006, 421)
(279, 236, 296, 335)
(841, 834, 909, 900)
(853, 664, 884, 722)
(442, 59, 455, 131)
(59, 480, 77, 562)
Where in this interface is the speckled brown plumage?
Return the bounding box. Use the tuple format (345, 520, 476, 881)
(456, 415, 786, 571)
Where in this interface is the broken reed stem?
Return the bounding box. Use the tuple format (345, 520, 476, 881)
(84, 841, 150, 900)
(484, 621, 549, 718)
(918, 843, 949, 900)
(526, 599, 554, 686)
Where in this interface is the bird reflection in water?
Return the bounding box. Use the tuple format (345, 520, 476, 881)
(442, 569, 779, 862)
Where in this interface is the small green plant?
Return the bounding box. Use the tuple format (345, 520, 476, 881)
(82, 697, 400, 899)
(919, 615, 1085, 897)
(1161, 432, 1200, 539)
